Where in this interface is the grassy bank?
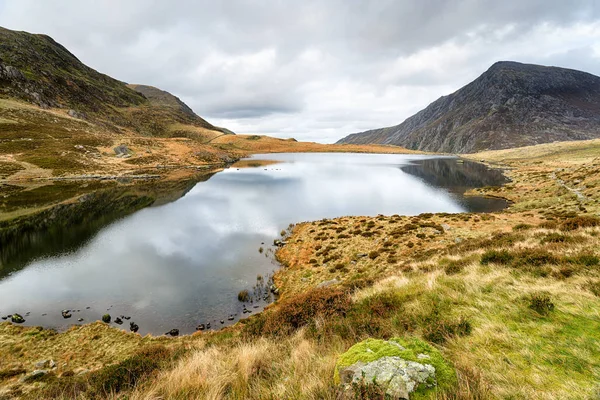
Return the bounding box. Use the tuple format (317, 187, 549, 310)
(1, 139, 599, 399)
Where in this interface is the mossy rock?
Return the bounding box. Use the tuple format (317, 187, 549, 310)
(334, 337, 456, 399)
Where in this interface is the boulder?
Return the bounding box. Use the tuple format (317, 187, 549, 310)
(166, 329, 179, 337)
(0, 64, 24, 81)
(130, 322, 139, 333)
(19, 370, 48, 383)
(61, 310, 72, 319)
(67, 109, 87, 119)
(317, 278, 340, 288)
(102, 314, 111, 323)
(114, 144, 130, 156)
(335, 338, 456, 399)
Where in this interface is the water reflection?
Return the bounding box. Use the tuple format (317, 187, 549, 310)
(0, 153, 507, 335)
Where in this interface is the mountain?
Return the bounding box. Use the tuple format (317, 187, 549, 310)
(0, 26, 227, 137)
(337, 61, 600, 153)
(126, 84, 233, 136)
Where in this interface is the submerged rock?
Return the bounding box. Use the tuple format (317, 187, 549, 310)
(166, 329, 179, 337)
(114, 317, 123, 325)
(196, 324, 205, 331)
(10, 313, 25, 324)
(335, 338, 456, 399)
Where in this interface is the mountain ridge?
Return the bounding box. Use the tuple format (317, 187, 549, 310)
(337, 61, 600, 153)
(0, 26, 227, 136)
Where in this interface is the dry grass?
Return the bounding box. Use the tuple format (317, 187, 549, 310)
(130, 332, 340, 400)
(211, 134, 419, 155)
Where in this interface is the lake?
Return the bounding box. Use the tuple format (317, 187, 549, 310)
(0, 153, 507, 335)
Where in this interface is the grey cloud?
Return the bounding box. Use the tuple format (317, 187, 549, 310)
(0, 0, 599, 141)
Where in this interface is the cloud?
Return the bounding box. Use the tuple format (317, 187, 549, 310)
(0, 0, 599, 142)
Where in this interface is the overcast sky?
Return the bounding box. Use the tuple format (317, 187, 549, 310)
(1, 1, 599, 142)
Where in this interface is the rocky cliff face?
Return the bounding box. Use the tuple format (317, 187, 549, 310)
(337, 61, 600, 153)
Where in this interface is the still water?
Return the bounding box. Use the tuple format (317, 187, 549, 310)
(0, 153, 507, 335)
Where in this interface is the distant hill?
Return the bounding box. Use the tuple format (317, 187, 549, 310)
(337, 61, 600, 153)
(0, 26, 228, 137)
(126, 84, 233, 136)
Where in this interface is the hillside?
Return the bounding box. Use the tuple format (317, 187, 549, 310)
(0, 27, 147, 127)
(337, 61, 600, 153)
(126, 84, 233, 139)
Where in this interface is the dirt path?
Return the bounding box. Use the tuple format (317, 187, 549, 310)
(550, 171, 586, 201)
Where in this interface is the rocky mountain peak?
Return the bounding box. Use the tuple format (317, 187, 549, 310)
(337, 61, 600, 153)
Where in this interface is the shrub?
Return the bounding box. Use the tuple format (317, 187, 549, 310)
(540, 233, 570, 244)
(511, 248, 559, 268)
(90, 345, 171, 395)
(238, 290, 250, 302)
(560, 216, 600, 231)
(309, 258, 318, 264)
(556, 266, 574, 279)
(444, 258, 469, 275)
(513, 223, 533, 231)
(0, 368, 26, 380)
(353, 291, 404, 319)
(341, 292, 405, 339)
(539, 220, 558, 229)
(481, 250, 513, 265)
(528, 293, 554, 315)
(566, 253, 599, 267)
(423, 317, 472, 344)
(247, 288, 351, 336)
(368, 250, 380, 259)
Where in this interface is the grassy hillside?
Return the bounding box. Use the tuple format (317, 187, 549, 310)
(1, 139, 599, 399)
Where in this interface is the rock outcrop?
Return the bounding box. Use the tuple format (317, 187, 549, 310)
(335, 338, 455, 399)
(337, 61, 600, 153)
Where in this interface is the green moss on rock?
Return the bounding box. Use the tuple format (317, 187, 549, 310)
(335, 337, 456, 398)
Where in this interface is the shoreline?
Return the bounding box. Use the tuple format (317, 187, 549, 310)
(0, 154, 511, 338)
